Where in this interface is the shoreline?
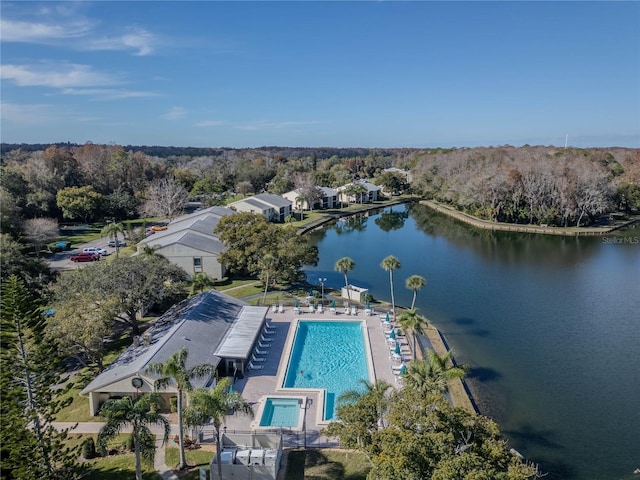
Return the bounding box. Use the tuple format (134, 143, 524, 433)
(421, 199, 638, 236)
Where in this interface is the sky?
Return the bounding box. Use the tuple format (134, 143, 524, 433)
(1, 1, 639, 149)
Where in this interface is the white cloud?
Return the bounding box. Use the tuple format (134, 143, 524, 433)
(60, 88, 161, 100)
(1, 102, 59, 124)
(1, 63, 120, 88)
(161, 107, 187, 120)
(87, 27, 157, 56)
(195, 120, 225, 127)
(0, 18, 92, 42)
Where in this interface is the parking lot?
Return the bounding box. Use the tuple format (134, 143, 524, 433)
(47, 238, 124, 271)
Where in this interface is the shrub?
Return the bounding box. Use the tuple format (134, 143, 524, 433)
(81, 437, 96, 459)
(170, 396, 178, 413)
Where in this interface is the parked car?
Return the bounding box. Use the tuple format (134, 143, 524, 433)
(83, 247, 108, 256)
(150, 225, 168, 231)
(70, 252, 100, 262)
(107, 240, 127, 247)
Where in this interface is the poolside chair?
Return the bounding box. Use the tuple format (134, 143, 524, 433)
(364, 308, 372, 316)
(263, 324, 275, 335)
(272, 304, 278, 314)
(307, 304, 315, 314)
(351, 306, 357, 315)
(260, 334, 274, 343)
(248, 362, 263, 371)
(391, 352, 403, 362)
(254, 348, 268, 355)
(344, 307, 350, 315)
(329, 307, 336, 315)
(278, 304, 284, 313)
(258, 341, 271, 349)
(316, 304, 324, 314)
(251, 354, 266, 363)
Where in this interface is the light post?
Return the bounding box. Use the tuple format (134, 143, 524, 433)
(318, 278, 327, 306)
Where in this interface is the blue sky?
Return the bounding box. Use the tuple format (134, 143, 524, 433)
(1, 1, 638, 148)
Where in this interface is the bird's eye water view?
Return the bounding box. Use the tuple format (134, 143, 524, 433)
(1, 2, 638, 480)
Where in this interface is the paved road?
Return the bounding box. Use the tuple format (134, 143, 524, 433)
(48, 236, 122, 272)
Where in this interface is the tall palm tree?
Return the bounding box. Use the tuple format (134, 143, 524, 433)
(380, 255, 401, 319)
(101, 222, 125, 258)
(334, 256, 355, 303)
(397, 308, 429, 359)
(339, 379, 393, 429)
(145, 347, 216, 470)
(190, 272, 215, 295)
(405, 274, 426, 310)
(403, 351, 467, 396)
(259, 253, 277, 305)
(98, 393, 170, 480)
(183, 378, 253, 480)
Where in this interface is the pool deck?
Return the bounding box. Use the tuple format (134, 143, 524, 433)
(224, 305, 409, 434)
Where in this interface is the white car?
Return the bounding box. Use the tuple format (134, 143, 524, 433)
(83, 247, 109, 256)
(107, 240, 127, 248)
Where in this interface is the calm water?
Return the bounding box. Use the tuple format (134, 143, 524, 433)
(303, 203, 640, 480)
(259, 398, 301, 428)
(284, 321, 370, 420)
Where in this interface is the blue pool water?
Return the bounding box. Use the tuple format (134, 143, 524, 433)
(259, 397, 301, 428)
(283, 321, 370, 421)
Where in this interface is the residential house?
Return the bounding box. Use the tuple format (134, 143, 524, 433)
(139, 206, 233, 279)
(80, 290, 269, 416)
(337, 179, 381, 204)
(282, 186, 339, 211)
(228, 193, 292, 222)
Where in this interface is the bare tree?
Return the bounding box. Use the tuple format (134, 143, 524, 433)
(140, 177, 189, 223)
(22, 218, 59, 254)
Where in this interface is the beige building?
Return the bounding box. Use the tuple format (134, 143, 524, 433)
(137, 206, 232, 279)
(282, 186, 339, 211)
(228, 193, 292, 222)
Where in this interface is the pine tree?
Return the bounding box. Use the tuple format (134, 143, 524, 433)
(1, 275, 83, 479)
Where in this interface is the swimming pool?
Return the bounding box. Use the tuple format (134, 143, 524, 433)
(258, 397, 302, 428)
(283, 320, 371, 421)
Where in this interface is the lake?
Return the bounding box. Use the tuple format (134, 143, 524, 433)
(303, 203, 640, 480)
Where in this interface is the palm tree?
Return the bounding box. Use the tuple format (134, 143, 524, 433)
(190, 272, 215, 295)
(380, 255, 401, 319)
(101, 222, 125, 258)
(145, 347, 216, 470)
(334, 256, 355, 303)
(397, 308, 429, 359)
(139, 242, 160, 256)
(405, 274, 426, 310)
(259, 253, 277, 305)
(98, 393, 170, 480)
(403, 351, 467, 396)
(183, 378, 253, 480)
(339, 379, 393, 429)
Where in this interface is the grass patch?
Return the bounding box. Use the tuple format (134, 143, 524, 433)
(215, 278, 260, 291)
(284, 449, 371, 480)
(164, 446, 214, 471)
(217, 283, 263, 299)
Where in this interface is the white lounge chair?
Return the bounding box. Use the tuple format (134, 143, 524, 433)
(248, 362, 263, 371)
(260, 334, 273, 343)
(391, 352, 402, 362)
(254, 348, 268, 355)
(344, 307, 350, 315)
(364, 308, 371, 316)
(272, 304, 278, 314)
(316, 304, 324, 314)
(329, 307, 336, 315)
(307, 304, 315, 313)
(278, 304, 284, 313)
(351, 306, 357, 315)
(251, 354, 266, 363)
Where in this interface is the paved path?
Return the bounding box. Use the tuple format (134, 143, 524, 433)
(54, 421, 181, 479)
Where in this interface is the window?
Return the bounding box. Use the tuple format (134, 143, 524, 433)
(193, 257, 203, 273)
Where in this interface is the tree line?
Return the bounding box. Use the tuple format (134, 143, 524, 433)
(411, 145, 639, 227)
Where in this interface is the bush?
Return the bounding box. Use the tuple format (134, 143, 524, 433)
(81, 437, 96, 459)
(170, 396, 178, 413)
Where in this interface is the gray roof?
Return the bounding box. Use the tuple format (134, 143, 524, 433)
(215, 306, 269, 359)
(140, 206, 232, 254)
(81, 290, 268, 394)
(319, 186, 338, 196)
(253, 193, 292, 209)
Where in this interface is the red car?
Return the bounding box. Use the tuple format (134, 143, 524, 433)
(70, 252, 100, 262)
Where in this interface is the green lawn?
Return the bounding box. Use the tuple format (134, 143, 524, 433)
(284, 449, 371, 480)
(165, 446, 213, 471)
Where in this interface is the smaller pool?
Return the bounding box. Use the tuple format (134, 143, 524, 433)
(259, 397, 301, 428)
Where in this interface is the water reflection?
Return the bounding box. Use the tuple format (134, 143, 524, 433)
(408, 203, 602, 267)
